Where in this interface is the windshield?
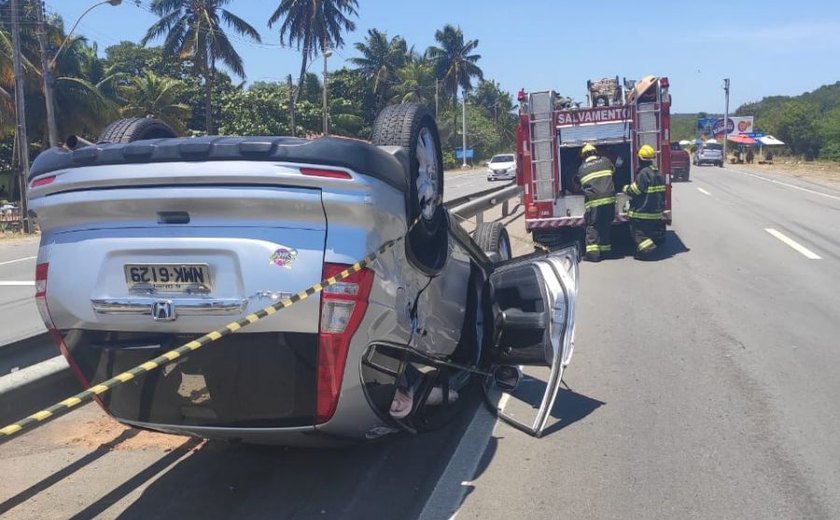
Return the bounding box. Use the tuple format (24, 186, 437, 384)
(490, 155, 514, 163)
(703, 143, 723, 151)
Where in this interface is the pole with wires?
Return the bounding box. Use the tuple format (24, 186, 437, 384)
(322, 43, 331, 135)
(288, 74, 296, 137)
(723, 78, 730, 166)
(11, 0, 31, 233)
(461, 87, 468, 168)
(36, 0, 59, 148)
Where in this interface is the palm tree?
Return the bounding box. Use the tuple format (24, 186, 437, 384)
(349, 29, 407, 108)
(142, 0, 261, 134)
(391, 60, 435, 105)
(118, 71, 190, 133)
(267, 0, 358, 104)
(427, 24, 483, 107)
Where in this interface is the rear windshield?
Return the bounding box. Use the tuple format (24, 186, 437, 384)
(490, 155, 514, 163)
(703, 143, 722, 151)
(670, 142, 683, 151)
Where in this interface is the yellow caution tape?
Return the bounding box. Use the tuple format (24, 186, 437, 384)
(0, 208, 426, 445)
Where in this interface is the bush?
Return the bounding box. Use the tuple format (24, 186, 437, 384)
(819, 142, 840, 162)
(442, 151, 457, 170)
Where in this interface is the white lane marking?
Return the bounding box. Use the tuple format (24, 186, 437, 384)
(0, 281, 35, 286)
(0, 256, 36, 266)
(418, 389, 513, 520)
(697, 188, 712, 196)
(765, 229, 822, 259)
(417, 405, 498, 520)
(736, 170, 840, 201)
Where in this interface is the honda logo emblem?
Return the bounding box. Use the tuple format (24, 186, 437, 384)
(151, 300, 176, 321)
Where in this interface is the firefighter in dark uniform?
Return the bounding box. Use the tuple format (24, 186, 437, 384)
(576, 143, 616, 262)
(624, 144, 666, 259)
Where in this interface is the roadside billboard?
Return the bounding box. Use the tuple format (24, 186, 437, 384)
(698, 116, 754, 138)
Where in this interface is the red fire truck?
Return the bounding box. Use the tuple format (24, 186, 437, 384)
(515, 76, 673, 247)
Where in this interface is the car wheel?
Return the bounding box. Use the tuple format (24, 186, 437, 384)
(98, 117, 177, 143)
(372, 104, 445, 238)
(474, 222, 512, 262)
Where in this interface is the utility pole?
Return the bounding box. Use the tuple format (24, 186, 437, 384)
(11, 0, 31, 232)
(723, 78, 730, 166)
(11, 0, 31, 233)
(36, 0, 58, 148)
(434, 79, 439, 119)
(288, 74, 296, 137)
(322, 44, 331, 135)
(461, 88, 468, 168)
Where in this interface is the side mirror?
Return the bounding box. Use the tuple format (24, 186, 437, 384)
(492, 365, 522, 391)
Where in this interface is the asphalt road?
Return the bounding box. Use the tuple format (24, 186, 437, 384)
(0, 237, 42, 347)
(2, 165, 840, 519)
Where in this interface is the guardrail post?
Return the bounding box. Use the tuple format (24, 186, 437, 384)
(475, 212, 483, 225)
(502, 199, 509, 217)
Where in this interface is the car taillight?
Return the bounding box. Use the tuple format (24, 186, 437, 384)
(316, 263, 374, 423)
(301, 167, 352, 180)
(30, 175, 56, 187)
(34, 262, 55, 329)
(34, 261, 93, 388)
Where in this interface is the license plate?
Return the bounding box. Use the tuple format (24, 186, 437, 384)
(125, 264, 212, 293)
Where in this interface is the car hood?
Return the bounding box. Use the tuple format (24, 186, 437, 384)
(489, 162, 515, 170)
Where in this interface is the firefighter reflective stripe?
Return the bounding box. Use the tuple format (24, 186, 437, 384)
(628, 210, 662, 220)
(585, 196, 616, 209)
(580, 169, 614, 185)
(645, 185, 666, 193)
(586, 244, 612, 253)
(625, 182, 642, 195)
(638, 238, 655, 252)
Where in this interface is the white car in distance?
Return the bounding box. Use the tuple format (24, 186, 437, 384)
(486, 153, 516, 181)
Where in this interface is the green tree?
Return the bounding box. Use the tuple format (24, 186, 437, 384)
(774, 102, 820, 157)
(217, 81, 290, 136)
(349, 29, 407, 109)
(118, 71, 191, 133)
(142, 0, 261, 134)
(391, 60, 435, 105)
(427, 24, 483, 106)
(268, 0, 358, 104)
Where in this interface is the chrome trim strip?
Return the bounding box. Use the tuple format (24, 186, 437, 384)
(91, 297, 247, 316)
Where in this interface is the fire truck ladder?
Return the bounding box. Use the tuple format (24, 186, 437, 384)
(529, 91, 557, 201)
(634, 83, 662, 169)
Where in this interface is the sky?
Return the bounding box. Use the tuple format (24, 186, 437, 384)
(50, 0, 840, 115)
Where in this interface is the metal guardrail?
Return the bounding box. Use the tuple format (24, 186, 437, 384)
(448, 183, 523, 225)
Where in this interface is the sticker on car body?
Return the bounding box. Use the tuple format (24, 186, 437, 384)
(269, 246, 298, 269)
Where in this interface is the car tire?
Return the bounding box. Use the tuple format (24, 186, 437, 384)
(474, 222, 512, 261)
(98, 117, 177, 144)
(372, 104, 445, 238)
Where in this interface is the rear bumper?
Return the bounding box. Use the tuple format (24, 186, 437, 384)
(526, 210, 672, 229)
(487, 171, 515, 180)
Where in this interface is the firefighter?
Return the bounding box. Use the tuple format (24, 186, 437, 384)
(576, 143, 616, 262)
(624, 144, 666, 259)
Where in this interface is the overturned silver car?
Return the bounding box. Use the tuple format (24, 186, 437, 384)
(27, 104, 579, 444)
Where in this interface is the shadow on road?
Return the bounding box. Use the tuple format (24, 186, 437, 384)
(108, 394, 484, 520)
(611, 229, 690, 261)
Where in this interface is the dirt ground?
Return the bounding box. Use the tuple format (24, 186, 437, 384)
(734, 158, 840, 189)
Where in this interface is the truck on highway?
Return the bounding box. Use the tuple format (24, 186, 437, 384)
(515, 76, 673, 248)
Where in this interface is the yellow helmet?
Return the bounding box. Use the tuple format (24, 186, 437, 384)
(580, 143, 597, 158)
(638, 144, 656, 160)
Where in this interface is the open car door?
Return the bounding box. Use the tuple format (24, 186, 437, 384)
(483, 245, 579, 437)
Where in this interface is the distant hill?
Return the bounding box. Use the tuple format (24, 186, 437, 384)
(734, 82, 840, 159)
(671, 113, 701, 142)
